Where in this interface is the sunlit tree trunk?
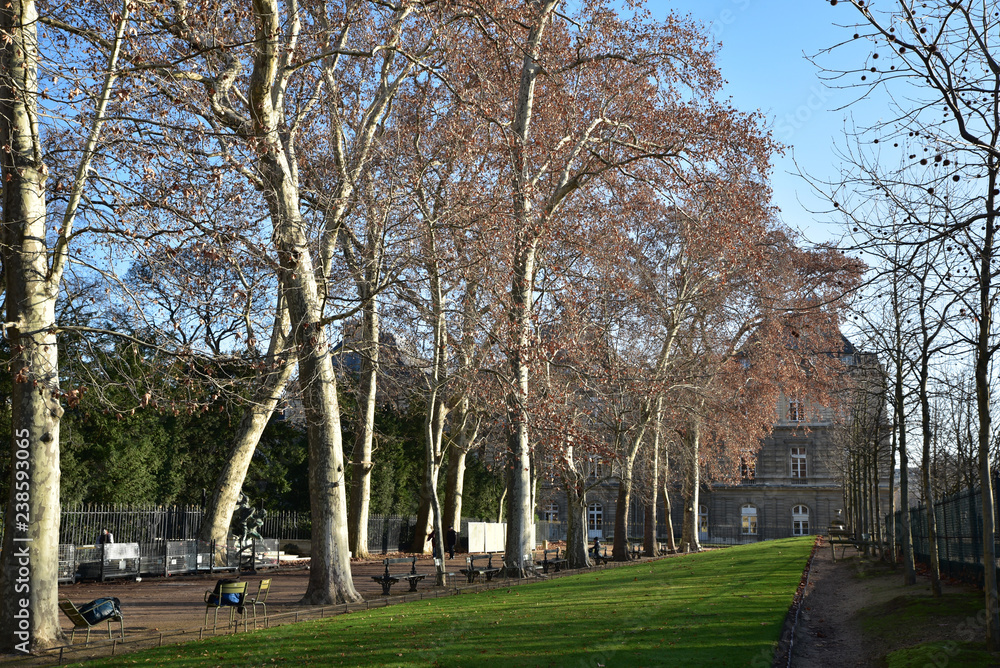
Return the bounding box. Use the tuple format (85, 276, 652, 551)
(644, 401, 665, 557)
(348, 295, 379, 560)
(248, 0, 358, 605)
(443, 404, 478, 532)
(0, 0, 127, 649)
(200, 307, 294, 548)
(679, 422, 701, 552)
(504, 239, 539, 574)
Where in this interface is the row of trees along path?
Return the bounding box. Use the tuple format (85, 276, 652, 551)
(0, 0, 861, 652)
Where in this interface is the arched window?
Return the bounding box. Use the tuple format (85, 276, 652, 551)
(698, 505, 708, 534)
(544, 501, 559, 522)
(792, 505, 809, 536)
(741, 504, 758, 535)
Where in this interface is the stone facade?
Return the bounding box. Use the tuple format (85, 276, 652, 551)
(537, 392, 889, 546)
(696, 393, 848, 544)
(537, 346, 890, 545)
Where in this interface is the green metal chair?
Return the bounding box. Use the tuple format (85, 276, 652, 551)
(243, 578, 271, 630)
(204, 580, 247, 633)
(59, 598, 124, 644)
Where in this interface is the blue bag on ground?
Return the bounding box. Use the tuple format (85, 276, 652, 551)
(207, 578, 242, 606)
(79, 597, 121, 624)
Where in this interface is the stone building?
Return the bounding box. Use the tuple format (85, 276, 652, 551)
(536, 345, 889, 545)
(695, 391, 850, 544)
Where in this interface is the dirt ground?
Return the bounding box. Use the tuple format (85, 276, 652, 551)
(54, 555, 464, 636)
(789, 537, 983, 667)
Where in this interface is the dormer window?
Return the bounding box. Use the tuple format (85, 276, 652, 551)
(788, 399, 804, 422)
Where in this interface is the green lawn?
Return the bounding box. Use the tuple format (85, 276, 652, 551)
(79, 537, 814, 668)
(861, 585, 998, 668)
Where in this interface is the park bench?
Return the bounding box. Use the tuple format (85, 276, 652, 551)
(535, 548, 568, 574)
(591, 546, 610, 565)
(460, 553, 502, 583)
(371, 557, 428, 595)
(828, 530, 873, 561)
(629, 542, 645, 559)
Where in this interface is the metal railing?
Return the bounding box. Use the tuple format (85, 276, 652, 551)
(894, 478, 1000, 586)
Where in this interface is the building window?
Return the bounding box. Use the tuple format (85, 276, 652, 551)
(587, 462, 604, 479)
(588, 503, 603, 532)
(543, 501, 559, 522)
(740, 457, 755, 480)
(698, 505, 708, 534)
(788, 399, 804, 422)
(792, 505, 809, 536)
(790, 447, 807, 480)
(741, 504, 758, 535)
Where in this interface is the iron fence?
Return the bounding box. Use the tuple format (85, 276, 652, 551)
(365, 514, 416, 554)
(895, 479, 1000, 586)
(56, 503, 312, 544)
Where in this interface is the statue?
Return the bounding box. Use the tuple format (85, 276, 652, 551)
(233, 492, 267, 570)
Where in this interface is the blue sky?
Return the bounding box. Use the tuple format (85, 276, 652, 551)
(646, 0, 876, 245)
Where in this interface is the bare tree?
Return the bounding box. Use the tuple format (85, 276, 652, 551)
(824, 1, 1000, 638)
(0, 0, 130, 650)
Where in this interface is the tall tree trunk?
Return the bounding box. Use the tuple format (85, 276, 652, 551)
(502, 0, 560, 577)
(200, 307, 294, 548)
(426, 390, 448, 583)
(503, 242, 538, 575)
(886, 423, 897, 566)
(443, 397, 477, 529)
(421, 390, 449, 582)
(644, 449, 659, 557)
(444, 444, 469, 530)
(663, 481, 676, 552)
(895, 361, 917, 585)
(975, 169, 1000, 648)
(613, 448, 639, 561)
(348, 297, 379, 560)
(0, 68, 61, 650)
(504, 423, 533, 573)
(248, 0, 358, 605)
(871, 439, 884, 558)
(680, 424, 701, 552)
(0, 0, 128, 650)
(662, 437, 677, 552)
(865, 450, 873, 546)
(644, 399, 665, 557)
(565, 479, 590, 569)
(423, 261, 451, 584)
